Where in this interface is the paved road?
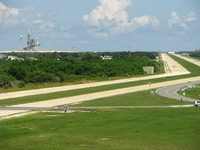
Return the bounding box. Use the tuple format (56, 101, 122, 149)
(156, 81, 200, 102)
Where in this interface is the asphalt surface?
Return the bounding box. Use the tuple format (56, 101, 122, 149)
(156, 81, 200, 102)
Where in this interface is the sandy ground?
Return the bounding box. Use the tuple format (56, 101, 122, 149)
(0, 53, 193, 118)
(0, 53, 189, 100)
(173, 54, 200, 66)
(161, 54, 189, 74)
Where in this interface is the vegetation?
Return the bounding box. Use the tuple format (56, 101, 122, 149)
(0, 52, 161, 88)
(177, 50, 200, 59)
(188, 51, 200, 58)
(0, 54, 199, 106)
(4, 51, 159, 60)
(169, 54, 200, 77)
(178, 86, 200, 100)
(71, 89, 191, 107)
(0, 54, 199, 150)
(0, 108, 199, 150)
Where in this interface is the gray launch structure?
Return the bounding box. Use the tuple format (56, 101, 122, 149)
(23, 31, 40, 50)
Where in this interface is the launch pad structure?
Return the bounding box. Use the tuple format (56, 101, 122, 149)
(0, 30, 79, 53)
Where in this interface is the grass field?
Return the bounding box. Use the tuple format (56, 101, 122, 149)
(71, 89, 191, 107)
(0, 108, 199, 150)
(178, 86, 200, 100)
(0, 55, 199, 150)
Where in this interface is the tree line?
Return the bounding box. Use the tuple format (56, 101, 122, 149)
(0, 52, 161, 88)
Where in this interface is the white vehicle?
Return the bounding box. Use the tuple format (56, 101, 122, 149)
(194, 100, 200, 107)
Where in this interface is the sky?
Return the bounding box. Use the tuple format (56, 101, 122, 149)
(0, 0, 200, 52)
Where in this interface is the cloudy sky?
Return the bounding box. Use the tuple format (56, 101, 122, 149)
(0, 0, 199, 52)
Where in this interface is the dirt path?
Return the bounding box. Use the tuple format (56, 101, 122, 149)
(161, 53, 189, 74)
(173, 54, 200, 66)
(0, 53, 189, 100)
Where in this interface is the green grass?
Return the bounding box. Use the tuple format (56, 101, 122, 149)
(178, 86, 200, 100)
(0, 108, 199, 150)
(72, 89, 191, 107)
(1, 54, 200, 106)
(0, 55, 199, 150)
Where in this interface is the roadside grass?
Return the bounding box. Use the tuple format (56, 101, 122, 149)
(71, 89, 191, 107)
(0, 88, 192, 107)
(0, 54, 199, 106)
(169, 54, 200, 77)
(178, 86, 200, 100)
(0, 108, 199, 150)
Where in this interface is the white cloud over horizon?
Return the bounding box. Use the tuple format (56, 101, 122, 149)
(185, 12, 197, 22)
(83, 0, 160, 38)
(0, 2, 20, 28)
(168, 11, 198, 30)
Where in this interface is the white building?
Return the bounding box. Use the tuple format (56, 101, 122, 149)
(100, 55, 113, 60)
(143, 66, 154, 74)
(7, 56, 23, 61)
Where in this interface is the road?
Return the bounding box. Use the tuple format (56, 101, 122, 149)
(0, 53, 197, 118)
(156, 81, 200, 102)
(173, 54, 200, 67)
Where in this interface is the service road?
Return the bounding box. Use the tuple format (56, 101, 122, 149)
(156, 81, 200, 102)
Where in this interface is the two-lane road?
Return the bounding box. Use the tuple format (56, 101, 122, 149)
(156, 81, 200, 102)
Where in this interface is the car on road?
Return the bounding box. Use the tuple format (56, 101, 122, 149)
(194, 100, 200, 107)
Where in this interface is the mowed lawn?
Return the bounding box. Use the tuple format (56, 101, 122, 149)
(0, 108, 199, 150)
(178, 86, 200, 100)
(72, 90, 191, 107)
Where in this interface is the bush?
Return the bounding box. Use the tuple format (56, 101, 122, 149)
(18, 81, 26, 88)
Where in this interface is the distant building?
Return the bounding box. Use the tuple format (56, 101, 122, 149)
(168, 52, 175, 54)
(143, 66, 154, 74)
(100, 55, 113, 60)
(196, 49, 200, 52)
(8, 56, 23, 60)
(28, 57, 38, 60)
(0, 54, 6, 59)
(181, 53, 189, 56)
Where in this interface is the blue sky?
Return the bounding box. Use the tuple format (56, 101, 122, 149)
(0, 0, 199, 52)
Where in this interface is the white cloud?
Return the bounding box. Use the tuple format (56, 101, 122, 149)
(168, 11, 198, 30)
(185, 12, 197, 22)
(32, 19, 56, 32)
(0, 2, 20, 28)
(41, 32, 76, 39)
(60, 25, 72, 31)
(83, 0, 159, 38)
(133, 16, 160, 28)
(168, 12, 182, 28)
(80, 40, 92, 44)
(32, 19, 43, 24)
